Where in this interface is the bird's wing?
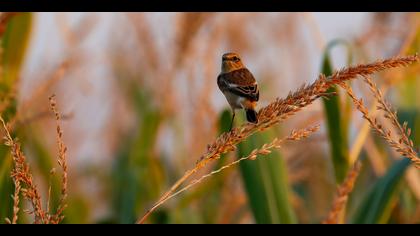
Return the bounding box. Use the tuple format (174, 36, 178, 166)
(228, 83, 259, 102)
(221, 68, 259, 101)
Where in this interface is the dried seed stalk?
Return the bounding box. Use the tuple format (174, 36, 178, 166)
(137, 54, 419, 224)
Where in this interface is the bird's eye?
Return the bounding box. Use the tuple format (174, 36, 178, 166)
(233, 56, 240, 62)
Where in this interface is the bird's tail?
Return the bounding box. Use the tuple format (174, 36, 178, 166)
(246, 109, 258, 124)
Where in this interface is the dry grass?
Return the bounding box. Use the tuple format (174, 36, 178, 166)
(339, 77, 420, 169)
(0, 95, 68, 224)
(349, 17, 419, 165)
(322, 62, 420, 222)
(14, 60, 72, 124)
(118, 13, 222, 165)
(174, 13, 213, 67)
(323, 161, 362, 224)
(323, 53, 420, 224)
(1, 116, 47, 223)
(364, 77, 420, 167)
(8, 173, 21, 224)
(47, 94, 68, 224)
(137, 54, 419, 224)
(138, 125, 319, 223)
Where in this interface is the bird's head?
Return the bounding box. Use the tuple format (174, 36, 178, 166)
(221, 52, 245, 73)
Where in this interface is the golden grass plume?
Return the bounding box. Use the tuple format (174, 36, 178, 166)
(1, 116, 47, 223)
(139, 125, 320, 223)
(1, 95, 68, 224)
(339, 77, 420, 169)
(48, 94, 68, 224)
(137, 54, 419, 224)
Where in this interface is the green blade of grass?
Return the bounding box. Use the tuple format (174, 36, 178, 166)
(237, 115, 296, 224)
(0, 150, 13, 223)
(111, 83, 164, 224)
(351, 158, 411, 224)
(62, 195, 90, 224)
(0, 12, 32, 224)
(397, 109, 419, 144)
(321, 40, 352, 183)
(1, 13, 33, 89)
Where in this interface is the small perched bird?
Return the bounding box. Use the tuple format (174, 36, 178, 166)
(217, 52, 259, 130)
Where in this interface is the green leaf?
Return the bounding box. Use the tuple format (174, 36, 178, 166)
(237, 114, 296, 224)
(351, 158, 411, 224)
(111, 83, 164, 224)
(0, 149, 13, 223)
(321, 40, 352, 183)
(1, 13, 33, 89)
(219, 109, 233, 134)
(0, 13, 32, 221)
(62, 195, 90, 224)
(397, 109, 419, 145)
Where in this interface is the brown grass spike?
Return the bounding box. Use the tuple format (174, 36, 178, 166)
(48, 95, 68, 224)
(137, 54, 419, 224)
(0, 116, 47, 223)
(138, 125, 319, 223)
(363, 76, 420, 167)
(339, 80, 420, 169)
(323, 161, 362, 224)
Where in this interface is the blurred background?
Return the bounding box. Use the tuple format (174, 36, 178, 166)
(0, 12, 419, 224)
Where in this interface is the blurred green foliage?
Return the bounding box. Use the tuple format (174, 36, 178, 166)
(235, 114, 296, 223)
(0, 12, 33, 223)
(1, 13, 32, 90)
(352, 158, 411, 224)
(110, 80, 166, 224)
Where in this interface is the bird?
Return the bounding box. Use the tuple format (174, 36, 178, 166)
(217, 52, 259, 131)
